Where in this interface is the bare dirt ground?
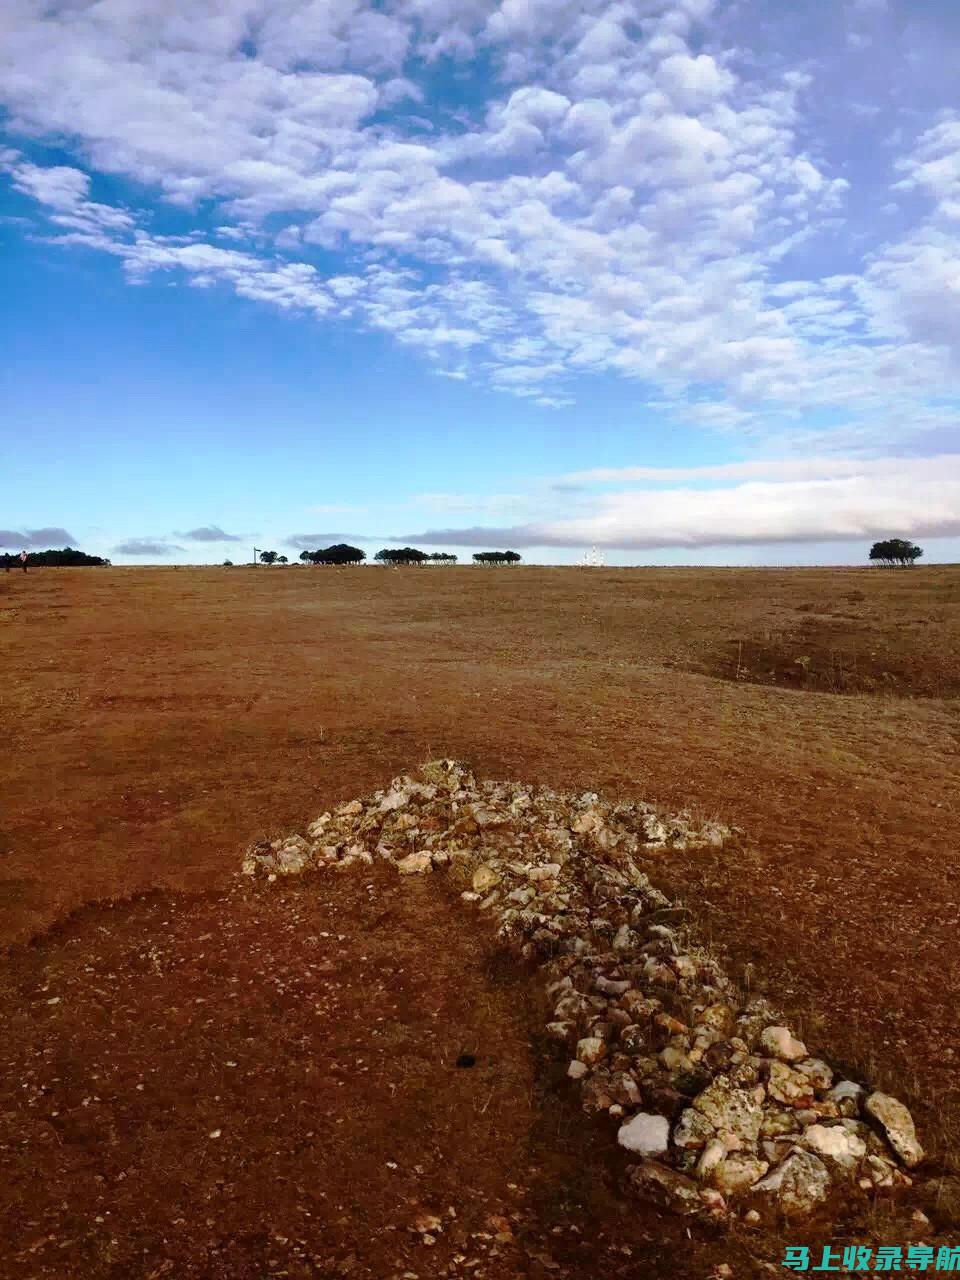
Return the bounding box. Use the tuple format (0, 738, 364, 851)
(1, 564, 958, 1277)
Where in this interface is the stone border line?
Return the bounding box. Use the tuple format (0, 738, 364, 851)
(241, 760, 923, 1219)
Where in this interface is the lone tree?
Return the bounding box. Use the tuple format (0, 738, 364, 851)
(259, 550, 279, 565)
(869, 539, 923, 567)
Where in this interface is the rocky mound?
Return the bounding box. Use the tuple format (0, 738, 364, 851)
(242, 760, 923, 1221)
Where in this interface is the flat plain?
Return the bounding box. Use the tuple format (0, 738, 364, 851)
(1, 564, 958, 1278)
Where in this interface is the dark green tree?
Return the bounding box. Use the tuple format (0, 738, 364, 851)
(869, 539, 923, 567)
(374, 547, 428, 565)
(3, 547, 110, 568)
(473, 550, 522, 565)
(259, 550, 279, 565)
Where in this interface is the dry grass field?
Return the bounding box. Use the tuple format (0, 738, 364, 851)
(1, 563, 958, 1278)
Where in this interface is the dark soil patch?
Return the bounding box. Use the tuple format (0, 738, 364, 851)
(701, 616, 960, 697)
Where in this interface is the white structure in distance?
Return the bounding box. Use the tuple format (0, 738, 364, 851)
(580, 545, 606, 567)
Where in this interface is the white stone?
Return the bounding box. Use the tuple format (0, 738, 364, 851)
(618, 1113, 670, 1156)
(696, 1138, 727, 1180)
(759, 1026, 808, 1062)
(801, 1123, 866, 1166)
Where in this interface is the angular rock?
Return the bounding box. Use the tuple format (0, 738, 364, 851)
(767, 1061, 816, 1109)
(827, 1080, 865, 1117)
(672, 1107, 716, 1150)
(692, 1076, 763, 1144)
(759, 1026, 808, 1062)
(472, 864, 501, 893)
(618, 1112, 670, 1156)
(865, 1092, 924, 1167)
(575, 1036, 607, 1067)
(801, 1123, 866, 1166)
(711, 1155, 769, 1196)
(625, 1161, 705, 1216)
(397, 851, 433, 875)
(751, 1149, 830, 1215)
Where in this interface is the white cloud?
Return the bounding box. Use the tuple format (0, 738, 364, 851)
(1, 0, 959, 434)
(408, 455, 960, 549)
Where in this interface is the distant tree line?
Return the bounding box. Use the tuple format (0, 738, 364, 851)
(288, 545, 519, 566)
(2, 547, 109, 569)
(374, 548, 463, 565)
(473, 551, 522, 564)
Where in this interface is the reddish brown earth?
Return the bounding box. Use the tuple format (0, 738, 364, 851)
(1, 564, 958, 1277)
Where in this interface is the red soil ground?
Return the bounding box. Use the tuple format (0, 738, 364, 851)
(1, 565, 958, 1277)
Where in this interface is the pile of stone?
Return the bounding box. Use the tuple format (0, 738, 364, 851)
(241, 759, 923, 1219)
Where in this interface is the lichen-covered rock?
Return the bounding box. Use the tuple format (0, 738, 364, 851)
(752, 1149, 830, 1215)
(625, 1161, 706, 1216)
(397, 851, 432, 875)
(827, 1080, 865, 1116)
(672, 1107, 716, 1150)
(801, 1123, 867, 1167)
(865, 1092, 924, 1168)
(576, 1036, 606, 1067)
(691, 1076, 763, 1144)
(767, 1061, 816, 1109)
(711, 1155, 769, 1196)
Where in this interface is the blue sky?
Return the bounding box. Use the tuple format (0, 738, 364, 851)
(1, 0, 958, 566)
